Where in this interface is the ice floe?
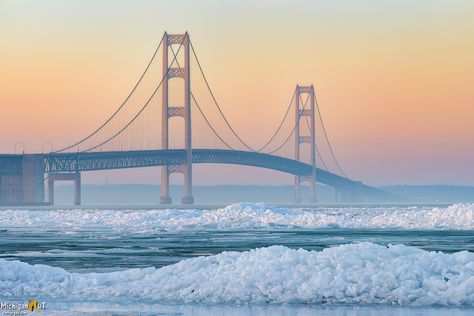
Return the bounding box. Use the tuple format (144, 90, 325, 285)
(0, 203, 473, 231)
(1, 243, 474, 306)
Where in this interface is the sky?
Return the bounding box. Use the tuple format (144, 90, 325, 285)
(1, 0, 473, 186)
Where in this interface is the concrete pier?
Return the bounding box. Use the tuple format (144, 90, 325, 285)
(0, 154, 45, 206)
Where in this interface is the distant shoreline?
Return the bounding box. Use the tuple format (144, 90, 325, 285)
(0, 202, 456, 210)
(51, 184, 474, 205)
(2, 183, 472, 207)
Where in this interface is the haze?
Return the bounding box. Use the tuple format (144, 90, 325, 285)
(1, 0, 473, 186)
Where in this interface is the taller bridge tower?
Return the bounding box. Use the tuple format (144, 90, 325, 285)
(160, 32, 193, 204)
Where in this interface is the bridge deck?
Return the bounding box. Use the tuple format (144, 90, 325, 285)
(41, 149, 393, 200)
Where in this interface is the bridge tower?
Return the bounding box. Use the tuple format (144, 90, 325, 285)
(294, 84, 317, 203)
(160, 32, 193, 204)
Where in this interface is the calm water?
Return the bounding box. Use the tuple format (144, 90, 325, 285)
(1, 204, 474, 315)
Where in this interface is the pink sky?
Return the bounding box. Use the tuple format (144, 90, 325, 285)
(1, 0, 473, 186)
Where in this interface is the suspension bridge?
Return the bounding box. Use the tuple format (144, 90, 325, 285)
(0, 32, 393, 206)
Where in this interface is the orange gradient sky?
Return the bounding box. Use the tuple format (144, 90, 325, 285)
(1, 0, 473, 186)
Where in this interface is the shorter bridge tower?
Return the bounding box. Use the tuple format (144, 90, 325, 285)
(294, 84, 317, 202)
(160, 32, 193, 204)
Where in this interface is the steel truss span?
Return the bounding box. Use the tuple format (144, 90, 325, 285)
(43, 149, 392, 201)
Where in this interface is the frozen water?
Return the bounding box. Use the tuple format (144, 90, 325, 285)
(1, 203, 473, 232)
(1, 242, 474, 306)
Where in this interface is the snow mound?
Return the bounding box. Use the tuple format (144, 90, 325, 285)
(2, 243, 474, 306)
(1, 203, 473, 231)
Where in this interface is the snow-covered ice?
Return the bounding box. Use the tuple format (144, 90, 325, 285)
(1, 203, 473, 231)
(1, 242, 474, 306)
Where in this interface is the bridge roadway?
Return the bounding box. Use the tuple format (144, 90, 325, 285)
(43, 149, 392, 201)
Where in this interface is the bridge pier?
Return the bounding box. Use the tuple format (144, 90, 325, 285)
(335, 182, 363, 203)
(335, 189, 345, 203)
(160, 168, 172, 204)
(21, 155, 45, 204)
(74, 173, 81, 206)
(309, 179, 317, 203)
(47, 172, 81, 206)
(181, 163, 193, 204)
(0, 155, 45, 206)
(294, 177, 301, 203)
(47, 176, 54, 205)
(295, 176, 317, 203)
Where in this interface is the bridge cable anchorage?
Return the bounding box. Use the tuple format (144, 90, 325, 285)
(314, 92, 348, 178)
(299, 94, 329, 171)
(190, 40, 298, 153)
(53, 34, 166, 153)
(266, 90, 312, 154)
(167, 44, 236, 150)
(79, 34, 187, 152)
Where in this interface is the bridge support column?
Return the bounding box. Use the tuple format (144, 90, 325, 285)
(160, 168, 171, 204)
(160, 32, 171, 204)
(74, 172, 81, 206)
(309, 177, 316, 203)
(335, 188, 343, 203)
(47, 172, 81, 206)
(294, 177, 301, 203)
(181, 31, 193, 204)
(336, 188, 350, 203)
(47, 176, 54, 205)
(160, 32, 193, 204)
(347, 181, 363, 203)
(294, 84, 317, 203)
(335, 182, 363, 203)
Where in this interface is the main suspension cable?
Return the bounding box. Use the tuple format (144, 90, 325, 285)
(257, 90, 296, 152)
(314, 93, 348, 178)
(266, 92, 311, 154)
(167, 44, 235, 150)
(171, 42, 299, 154)
(189, 40, 258, 151)
(190, 40, 299, 153)
(54, 34, 165, 153)
(80, 35, 186, 152)
(191, 92, 235, 150)
(300, 94, 329, 171)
